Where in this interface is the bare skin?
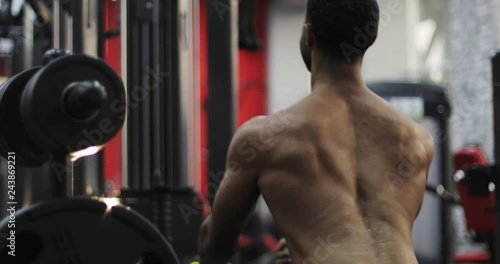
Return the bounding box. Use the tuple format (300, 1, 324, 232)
(198, 23, 434, 264)
(198, 84, 434, 264)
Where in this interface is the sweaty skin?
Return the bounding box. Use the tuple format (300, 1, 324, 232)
(198, 82, 434, 264)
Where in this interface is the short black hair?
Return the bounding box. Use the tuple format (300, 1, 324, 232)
(306, 0, 379, 63)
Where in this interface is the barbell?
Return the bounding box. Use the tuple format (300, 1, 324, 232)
(0, 49, 126, 166)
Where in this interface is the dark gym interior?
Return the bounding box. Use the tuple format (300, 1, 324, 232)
(0, 0, 499, 264)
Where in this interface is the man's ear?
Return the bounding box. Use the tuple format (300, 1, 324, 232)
(304, 23, 314, 48)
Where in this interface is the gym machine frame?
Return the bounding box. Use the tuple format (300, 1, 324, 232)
(120, 0, 199, 191)
(119, 1, 204, 261)
(491, 51, 500, 264)
(462, 51, 500, 264)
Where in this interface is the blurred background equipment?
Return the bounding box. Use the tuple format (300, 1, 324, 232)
(2, 0, 500, 263)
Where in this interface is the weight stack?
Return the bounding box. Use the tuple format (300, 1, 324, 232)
(120, 187, 204, 262)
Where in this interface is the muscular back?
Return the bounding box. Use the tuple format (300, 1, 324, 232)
(256, 87, 434, 264)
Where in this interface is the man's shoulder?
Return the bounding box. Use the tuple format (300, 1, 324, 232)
(238, 110, 305, 136)
(417, 126, 435, 163)
(405, 122, 435, 166)
(231, 110, 305, 162)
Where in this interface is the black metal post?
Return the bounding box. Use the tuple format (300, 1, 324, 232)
(125, 0, 181, 190)
(491, 51, 500, 264)
(206, 0, 236, 204)
(70, 0, 83, 53)
(97, 0, 105, 59)
(439, 118, 453, 264)
(239, 0, 260, 51)
(159, 0, 181, 188)
(126, 0, 153, 190)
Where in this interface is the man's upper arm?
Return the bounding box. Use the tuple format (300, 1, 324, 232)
(207, 121, 264, 245)
(423, 133, 435, 179)
(415, 131, 435, 219)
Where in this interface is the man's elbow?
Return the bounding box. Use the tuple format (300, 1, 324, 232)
(197, 218, 235, 263)
(198, 219, 211, 255)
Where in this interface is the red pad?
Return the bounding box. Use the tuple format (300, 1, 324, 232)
(239, 235, 252, 248)
(454, 146, 495, 233)
(454, 251, 491, 263)
(260, 234, 278, 251)
(102, 0, 122, 194)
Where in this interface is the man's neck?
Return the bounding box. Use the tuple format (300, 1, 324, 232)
(310, 61, 366, 96)
(309, 49, 366, 93)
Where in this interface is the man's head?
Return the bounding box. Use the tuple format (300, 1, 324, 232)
(301, 0, 380, 70)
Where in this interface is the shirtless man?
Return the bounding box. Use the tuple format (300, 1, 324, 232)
(197, 0, 435, 263)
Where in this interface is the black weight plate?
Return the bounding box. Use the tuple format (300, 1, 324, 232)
(21, 55, 126, 154)
(0, 67, 51, 167)
(0, 198, 180, 264)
